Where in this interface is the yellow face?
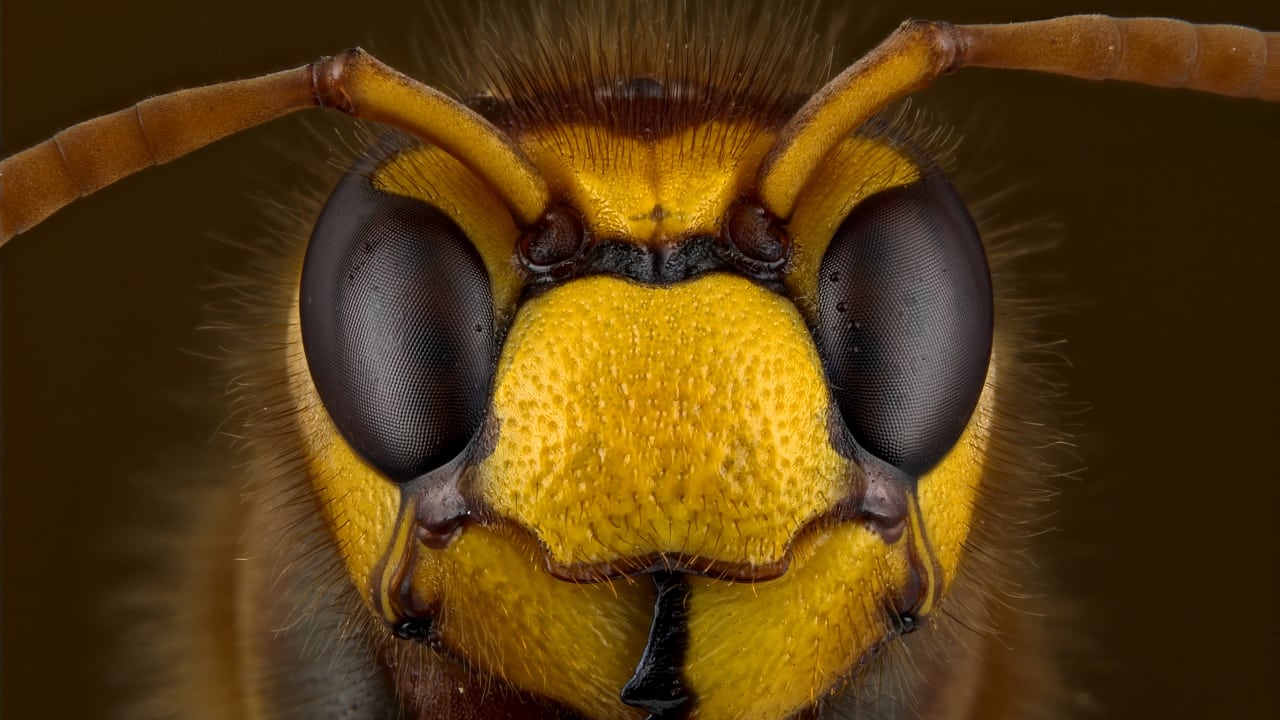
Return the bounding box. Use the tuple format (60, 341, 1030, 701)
(289, 82, 1000, 717)
(4, 2, 1277, 720)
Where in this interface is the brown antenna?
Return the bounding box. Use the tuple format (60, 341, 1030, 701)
(0, 49, 549, 244)
(757, 15, 1279, 220)
(0, 17, 1274, 243)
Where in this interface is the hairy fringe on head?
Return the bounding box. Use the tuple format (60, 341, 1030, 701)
(111, 2, 1075, 717)
(439, 0, 835, 131)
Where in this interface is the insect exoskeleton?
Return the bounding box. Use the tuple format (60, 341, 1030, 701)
(1, 3, 1275, 719)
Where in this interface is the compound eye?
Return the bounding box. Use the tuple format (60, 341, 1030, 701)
(300, 170, 495, 482)
(814, 173, 992, 477)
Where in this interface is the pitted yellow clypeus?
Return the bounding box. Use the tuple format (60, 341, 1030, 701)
(476, 273, 850, 572)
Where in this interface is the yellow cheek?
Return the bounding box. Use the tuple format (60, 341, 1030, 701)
(684, 522, 911, 720)
(412, 526, 653, 720)
(917, 368, 998, 588)
(285, 302, 400, 606)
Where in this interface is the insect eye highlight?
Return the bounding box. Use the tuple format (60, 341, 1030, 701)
(299, 170, 495, 483)
(814, 173, 993, 477)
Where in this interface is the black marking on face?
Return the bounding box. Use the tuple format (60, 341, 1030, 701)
(621, 572, 694, 719)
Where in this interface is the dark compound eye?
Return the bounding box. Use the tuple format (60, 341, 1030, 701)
(300, 169, 495, 483)
(814, 173, 993, 477)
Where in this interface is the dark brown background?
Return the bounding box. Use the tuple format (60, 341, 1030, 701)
(3, 1, 1277, 717)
